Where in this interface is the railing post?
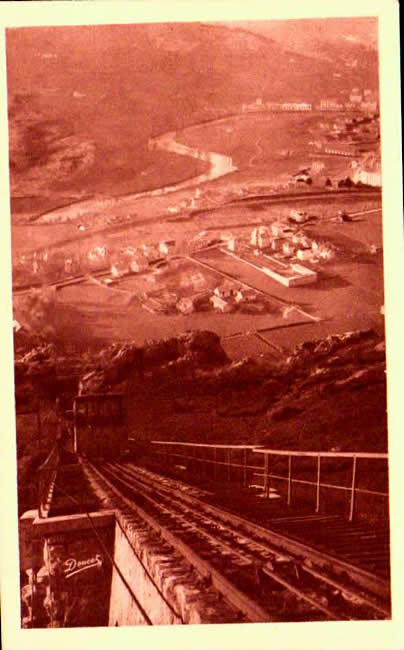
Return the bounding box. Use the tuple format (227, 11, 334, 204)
(227, 449, 231, 482)
(213, 446, 217, 481)
(287, 455, 292, 506)
(73, 399, 78, 453)
(349, 455, 357, 522)
(264, 453, 269, 498)
(243, 448, 247, 487)
(316, 455, 321, 513)
(37, 398, 42, 454)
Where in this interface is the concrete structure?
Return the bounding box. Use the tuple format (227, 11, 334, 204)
(260, 258, 317, 287)
(262, 264, 317, 288)
(352, 153, 382, 187)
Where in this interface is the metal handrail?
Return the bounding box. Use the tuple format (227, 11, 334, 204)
(150, 441, 389, 521)
(254, 448, 387, 459)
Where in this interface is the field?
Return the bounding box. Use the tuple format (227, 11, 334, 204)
(47, 255, 312, 350)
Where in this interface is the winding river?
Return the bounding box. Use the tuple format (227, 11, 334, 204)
(36, 122, 238, 225)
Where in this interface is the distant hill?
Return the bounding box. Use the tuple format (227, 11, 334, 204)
(6, 21, 379, 207)
(223, 17, 378, 59)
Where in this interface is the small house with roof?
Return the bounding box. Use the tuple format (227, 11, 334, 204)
(111, 260, 130, 278)
(214, 280, 236, 300)
(210, 295, 232, 313)
(159, 240, 176, 257)
(129, 254, 148, 273)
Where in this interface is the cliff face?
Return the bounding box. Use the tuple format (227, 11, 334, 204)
(15, 327, 387, 454)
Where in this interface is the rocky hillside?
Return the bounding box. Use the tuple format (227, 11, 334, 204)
(73, 328, 387, 453)
(15, 328, 387, 454)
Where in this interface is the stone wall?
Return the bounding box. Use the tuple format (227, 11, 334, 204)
(109, 520, 182, 626)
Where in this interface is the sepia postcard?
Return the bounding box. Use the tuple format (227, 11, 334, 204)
(0, 1, 403, 650)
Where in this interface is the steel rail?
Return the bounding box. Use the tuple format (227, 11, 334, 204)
(86, 461, 273, 623)
(108, 462, 390, 618)
(99, 462, 339, 621)
(120, 461, 390, 605)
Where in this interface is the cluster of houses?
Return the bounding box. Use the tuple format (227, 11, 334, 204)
(242, 99, 312, 113)
(248, 219, 334, 264)
(240, 90, 378, 116)
(13, 248, 80, 286)
(209, 282, 261, 313)
(110, 240, 176, 278)
(143, 271, 263, 316)
(309, 110, 380, 165)
(212, 216, 340, 288)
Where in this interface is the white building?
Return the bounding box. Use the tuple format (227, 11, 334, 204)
(64, 258, 74, 274)
(159, 240, 176, 256)
(350, 88, 362, 103)
(282, 242, 296, 257)
(210, 295, 232, 313)
(297, 249, 312, 262)
(250, 226, 272, 249)
(234, 288, 257, 303)
(111, 261, 130, 278)
(290, 209, 309, 224)
(141, 244, 161, 263)
(220, 232, 236, 252)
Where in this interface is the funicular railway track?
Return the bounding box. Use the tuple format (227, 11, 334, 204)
(84, 460, 390, 623)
